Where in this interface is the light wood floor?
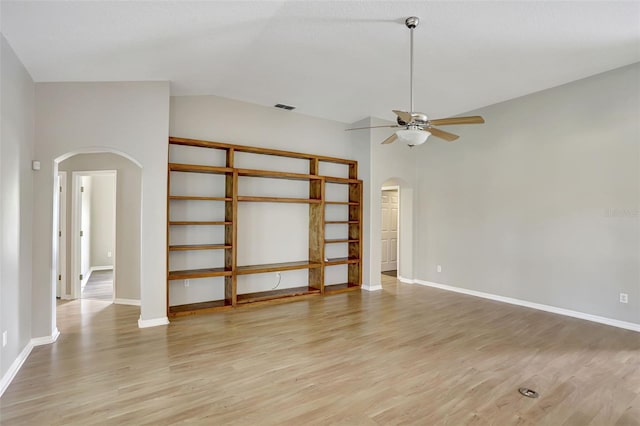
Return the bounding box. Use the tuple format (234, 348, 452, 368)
(2, 276, 639, 425)
(81, 269, 113, 301)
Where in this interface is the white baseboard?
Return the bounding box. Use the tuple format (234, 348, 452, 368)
(90, 265, 113, 272)
(0, 342, 33, 397)
(398, 276, 415, 284)
(138, 316, 169, 328)
(31, 328, 60, 346)
(114, 298, 140, 306)
(61, 294, 73, 300)
(414, 279, 640, 333)
(362, 283, 383, 291)
(0, 329, 60, 397)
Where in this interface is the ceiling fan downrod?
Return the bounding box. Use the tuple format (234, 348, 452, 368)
(406, 16, 419, 114)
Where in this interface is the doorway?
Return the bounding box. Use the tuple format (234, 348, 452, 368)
(71, 171, 117, 301)
(381, 186, 399, 278)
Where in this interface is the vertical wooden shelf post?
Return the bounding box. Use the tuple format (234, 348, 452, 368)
(225, 148, 237, 306)
(348, 163, 362, 287)
(308, 158, 324, 292)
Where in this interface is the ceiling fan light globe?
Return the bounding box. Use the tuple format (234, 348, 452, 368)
(395, 129, 430, 146)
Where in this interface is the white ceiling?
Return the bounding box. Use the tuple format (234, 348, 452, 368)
(2, 1, 639, 124)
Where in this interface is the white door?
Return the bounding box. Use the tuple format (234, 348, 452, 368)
(381, 189, 399, 272)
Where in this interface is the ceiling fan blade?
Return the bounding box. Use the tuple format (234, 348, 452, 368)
(392, 110, 413, 123)
(429, 116, 485, 126)
(381, 134, 398, 145)
(345, 125, 399, 131)
(427, 127, 459, 142)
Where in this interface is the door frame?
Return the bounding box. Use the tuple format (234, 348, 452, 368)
(57, 172, 67, 298)
(71, 170, 117, 300)
(381, 185, 400, 275)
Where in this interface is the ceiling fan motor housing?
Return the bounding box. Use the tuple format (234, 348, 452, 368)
(405, 16, 419, 29)
(396, 112, 428, 126)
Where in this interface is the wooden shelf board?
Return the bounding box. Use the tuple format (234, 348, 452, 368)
(237, 286, 320, 304)
(169, 221, 232, 226)
(169, 137, 357, 166)
(325, 201, 360, 205)
(238, 196, 321, 204)
(237, 168, 323, 181)
(168, 267, 232, 280)
(169, 137, 232, 151)
(324, 283, 361, 294)
(169, 196, 231, 201)
(237, 260, 322, 275)
(169, 300, 232, 317)
(169, 163, 233, 175)
(325, 257, 360, 266)
(324, 239, 359, 244)
(322, 176, 361, 184)
(169, 244, 232, 251)
(325, 221, 359, 225)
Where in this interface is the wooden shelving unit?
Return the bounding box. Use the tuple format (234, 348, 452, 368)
(167, 136, 362, 317)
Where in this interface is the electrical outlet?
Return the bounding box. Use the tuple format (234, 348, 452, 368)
(437, 265, 442, 273)
(2, 331, 7, 347)
(620, 293, 628, 304)
(184, 279, 190, 288)
(107, 251, 112, 258)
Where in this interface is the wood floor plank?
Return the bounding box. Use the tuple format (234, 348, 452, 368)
(1, 276, 639, 425)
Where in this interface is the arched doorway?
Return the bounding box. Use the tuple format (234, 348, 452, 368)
(52, 149, 142, 327)
(373, 177, 414, 287)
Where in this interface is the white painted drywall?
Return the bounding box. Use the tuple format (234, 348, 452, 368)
(0, 35, 35, 381)
(416, 63, 640, 325)
(33, 81, 169, 333)
(364, 118, 418, 287)
(169, 95, 363, 304)
(59, 154, 140, 300)
(89, 174, 115, 268)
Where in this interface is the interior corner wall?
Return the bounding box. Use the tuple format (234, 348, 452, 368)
(33, 81, 170, 334)
(59, 154, 140, 300)
(349, 118, 373, 287)
(368, 118, 417, 286)
(416, 63, 640, 325)
(0, 35, 35, 381)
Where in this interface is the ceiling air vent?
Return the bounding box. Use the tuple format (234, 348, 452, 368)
(274, 103, 296, 111)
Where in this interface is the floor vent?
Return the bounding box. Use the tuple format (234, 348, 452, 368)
(518, 387, 539, 398)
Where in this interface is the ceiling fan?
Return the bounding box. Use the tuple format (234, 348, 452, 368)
(346, 16, 485, 147)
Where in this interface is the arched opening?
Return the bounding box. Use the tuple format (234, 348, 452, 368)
(373, 177, 414, 288)
(52, 148, 142, 329)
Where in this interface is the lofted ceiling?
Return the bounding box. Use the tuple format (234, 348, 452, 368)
(1, 1, 639, 124)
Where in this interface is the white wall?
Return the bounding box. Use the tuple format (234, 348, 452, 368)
(169, 95, 363, 303)
(0, 35, 35, 383)
(89, 174, 115, 268)
(33, 81, 169, 333)
(59, 154, 141, 301)
(416, 63, 640, 325)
